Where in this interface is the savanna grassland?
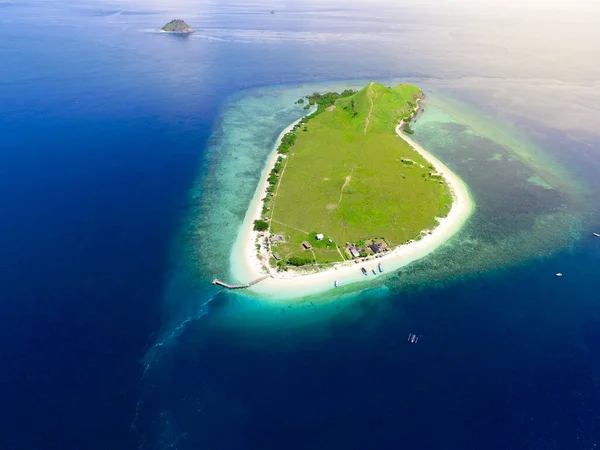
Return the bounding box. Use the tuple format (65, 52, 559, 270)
(264, 82, 452, 266)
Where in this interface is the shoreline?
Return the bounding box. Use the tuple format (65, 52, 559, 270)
(229, 98, 474, 300)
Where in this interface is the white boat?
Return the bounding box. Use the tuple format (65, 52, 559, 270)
(407, 333, 419, 343)
(593, 233, 600, 238)
(556, 273, 563, 277)
(378, 263, 383, 273)
(334, 280, 339, 288)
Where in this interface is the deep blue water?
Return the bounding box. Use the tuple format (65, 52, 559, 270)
(1, 1, 600, 449)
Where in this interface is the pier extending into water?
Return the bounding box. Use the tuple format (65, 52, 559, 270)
(212, 275, 270, 290)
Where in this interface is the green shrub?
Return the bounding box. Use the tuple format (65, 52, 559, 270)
(253, 220, 269, 232)
(287, 256, 314, 266)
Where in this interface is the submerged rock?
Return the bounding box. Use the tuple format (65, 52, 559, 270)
(161, 19, 194, 34)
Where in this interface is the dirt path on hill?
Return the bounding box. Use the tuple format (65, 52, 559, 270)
(335, 245, 346, 261)
(338, 166, 356, 204)
(364, 82, 376, 133)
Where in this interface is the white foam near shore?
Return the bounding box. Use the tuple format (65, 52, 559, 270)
(229, 108, 474, 301)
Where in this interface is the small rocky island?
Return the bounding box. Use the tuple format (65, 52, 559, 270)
(161, 19, 194, 34)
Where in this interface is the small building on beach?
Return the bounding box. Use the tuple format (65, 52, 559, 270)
(316, 233, 324, 241)
(302, 241, 312, 250)
(273, 252, 282, 261)
(349, 247, 360, 258)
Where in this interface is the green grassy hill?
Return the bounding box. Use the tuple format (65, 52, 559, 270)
(267, 82, 452, 267)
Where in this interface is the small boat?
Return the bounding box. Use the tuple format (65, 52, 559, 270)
(407, 333, 419, 343)
(556, 273, 563, 277)
(372, 269, 377, 275)
(593, 232, 600, 238)
(361, 267, 368, 276)
(334, 279, 339, 288)
(378, 263, 383, 273)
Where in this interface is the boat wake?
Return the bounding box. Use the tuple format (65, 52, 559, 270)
(131, 291, 219, 448)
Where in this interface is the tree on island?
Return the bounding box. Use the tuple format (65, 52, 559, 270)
(253, 220, 269, 231)
(287, 256, 315, 266)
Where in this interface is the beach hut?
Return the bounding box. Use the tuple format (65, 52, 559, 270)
(302, 241, 312, 250)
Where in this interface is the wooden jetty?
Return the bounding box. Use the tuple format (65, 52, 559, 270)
(212, 275, 270, 290)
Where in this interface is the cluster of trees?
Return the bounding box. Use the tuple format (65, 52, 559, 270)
(403, 114, 415, 134)
(253, 220, 269, 231)
(278, 130, 298, 155)
(306, 89, 356, 114)
(259, 122, 305, 216)
(287, 256, 315, 266)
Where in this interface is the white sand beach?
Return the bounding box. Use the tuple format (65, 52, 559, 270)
(229, 105, 474, 300)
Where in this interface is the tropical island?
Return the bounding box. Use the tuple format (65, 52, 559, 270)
(161, 19, 194, 34)
(229, 82, 473, 299)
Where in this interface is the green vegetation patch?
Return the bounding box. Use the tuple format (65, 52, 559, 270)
(161, 19, 194, 33)
(253, 220, 269, 231)
(268, 82, 452, 265)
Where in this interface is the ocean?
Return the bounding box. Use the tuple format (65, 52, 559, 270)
(1, 1, 600, 449)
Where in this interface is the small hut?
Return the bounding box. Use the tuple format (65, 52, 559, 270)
(349, 247, 360, 258)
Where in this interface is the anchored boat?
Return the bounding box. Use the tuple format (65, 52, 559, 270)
(407, 334, 419, 344)
(361, 267, 368, 276)
(378, 262, 383, 273)
(593, 232, 600, 238)
(334, 279, 339, 288)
